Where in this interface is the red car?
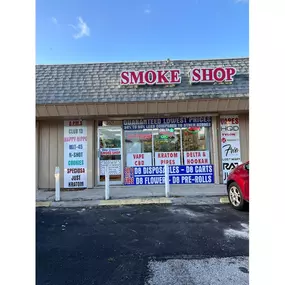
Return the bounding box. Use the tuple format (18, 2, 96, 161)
(226, 161, 249, 210)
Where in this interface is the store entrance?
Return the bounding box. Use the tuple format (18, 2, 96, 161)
(97, 127, 123, 185)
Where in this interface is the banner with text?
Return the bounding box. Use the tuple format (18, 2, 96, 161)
(184, 150, 210, 165)
(155, 152, 181, 166)
(123, 116, 212, 130)
(99, 148, 122, 175)
(64, 120, 87, 188)
(100, 160, 121, 175)
(220, 115, 242, 183)
(124, 165, 214, 185)
(127, 153, 152, 167)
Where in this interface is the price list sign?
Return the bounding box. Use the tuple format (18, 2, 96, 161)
(64, 120, 88, 188)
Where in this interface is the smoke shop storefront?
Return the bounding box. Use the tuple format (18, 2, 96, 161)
(36, 57, 249, 190)
(97, 116, 214, 186)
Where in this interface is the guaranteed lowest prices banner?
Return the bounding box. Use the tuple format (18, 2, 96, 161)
(124, 165, 214, 185)
(64, 120, 87, 188)
(220, 115, 242, 184)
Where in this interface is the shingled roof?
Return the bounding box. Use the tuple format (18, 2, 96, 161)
(36, 57, 249, 105)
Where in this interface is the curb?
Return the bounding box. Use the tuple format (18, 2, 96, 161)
(99, 197, 172, 206)
(220, 196, 230, 204)
(36, 196, 227, 208)
(36, 201, 52, 207)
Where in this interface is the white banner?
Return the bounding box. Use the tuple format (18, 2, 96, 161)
(64, 120, 87, 188)
(184, 150, 210, 165)
(127, 153, 152, 167)
(100, 160, 121, 175)
(155, 152, 181, 166)
(220, 115, 241, 183)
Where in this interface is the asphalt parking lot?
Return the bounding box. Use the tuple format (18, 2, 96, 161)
(36, 203, 249, 285)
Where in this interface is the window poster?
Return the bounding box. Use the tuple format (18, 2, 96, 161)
(220, 115, 242, 184)
(64, 120, 88, 188)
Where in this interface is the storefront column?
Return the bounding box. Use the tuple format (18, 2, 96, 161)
(211, 117, 220, 184)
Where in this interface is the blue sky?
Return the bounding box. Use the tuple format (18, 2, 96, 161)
(36, 0, 249, 64)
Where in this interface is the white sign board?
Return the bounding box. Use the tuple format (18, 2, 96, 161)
(100, 160, 121, 175)
(220, 115, 242, 184)
(155, 152, 181, 166)
(127, 153, 152, 167)
(64, 120, 87, 188)
(184, 150, 210, 165)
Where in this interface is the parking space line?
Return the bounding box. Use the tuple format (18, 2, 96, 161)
(220, 197, 229, 204)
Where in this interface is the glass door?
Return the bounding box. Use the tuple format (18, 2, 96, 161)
(97, 127, 123, 185)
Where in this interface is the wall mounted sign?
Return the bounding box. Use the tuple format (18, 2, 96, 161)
(124, 165, 214, 185)
(123, 116, 212, 130)
(220, 115, 241, 184)
(189, 67, 237, 84)
(120, 67, 237, 86)
(64, 120, 87, 188)
(120, 69, 181, 85)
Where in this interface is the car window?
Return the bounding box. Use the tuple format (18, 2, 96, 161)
(245, 163, 249, 171)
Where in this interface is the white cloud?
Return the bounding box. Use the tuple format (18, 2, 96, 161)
(51, 17, 58, 24)
(144, 4, 151, 14)
(69, 17, 90, 39)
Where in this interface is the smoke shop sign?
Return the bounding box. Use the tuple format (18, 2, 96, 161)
(123, 116, 212, 130)
(120, 67, 236, 86)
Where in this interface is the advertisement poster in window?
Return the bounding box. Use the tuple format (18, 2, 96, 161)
(220, 115, 242, 183)
(127, 153, 152, 167)
(155, 152, 181, 166)
(184, 151, 210, 165)
(64, 120, 87, 188)
(124, 165, 214, 185)
(99, 148, 121, 175)
(100, 160, 121, 175)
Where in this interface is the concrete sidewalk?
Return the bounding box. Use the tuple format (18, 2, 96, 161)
(36, 184, 226, 203)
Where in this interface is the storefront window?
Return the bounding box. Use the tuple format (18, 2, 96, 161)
(182, 127, 208, 151)
(123, 116, 214, 186)
(182, 127, 211, 165)
(124, 130, 153, 166)
(154, 128, 181, 165)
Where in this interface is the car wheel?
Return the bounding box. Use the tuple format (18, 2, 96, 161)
(227, 182, 245, 211)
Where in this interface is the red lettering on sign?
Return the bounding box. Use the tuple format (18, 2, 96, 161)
(120, 71, 129, 85)
(190, 67, 237, 84)
(129, 71, 144, 85)
(120, 70, 181, 85)
(145, 70, 157, 85)
(191, 68, 201, 83)
(226, 67, 237, 81)
(157, 70, 169, 84)
(170, 69, 181, 84)
(202, 68, 214, 82)
(160, 160, 175, 165)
